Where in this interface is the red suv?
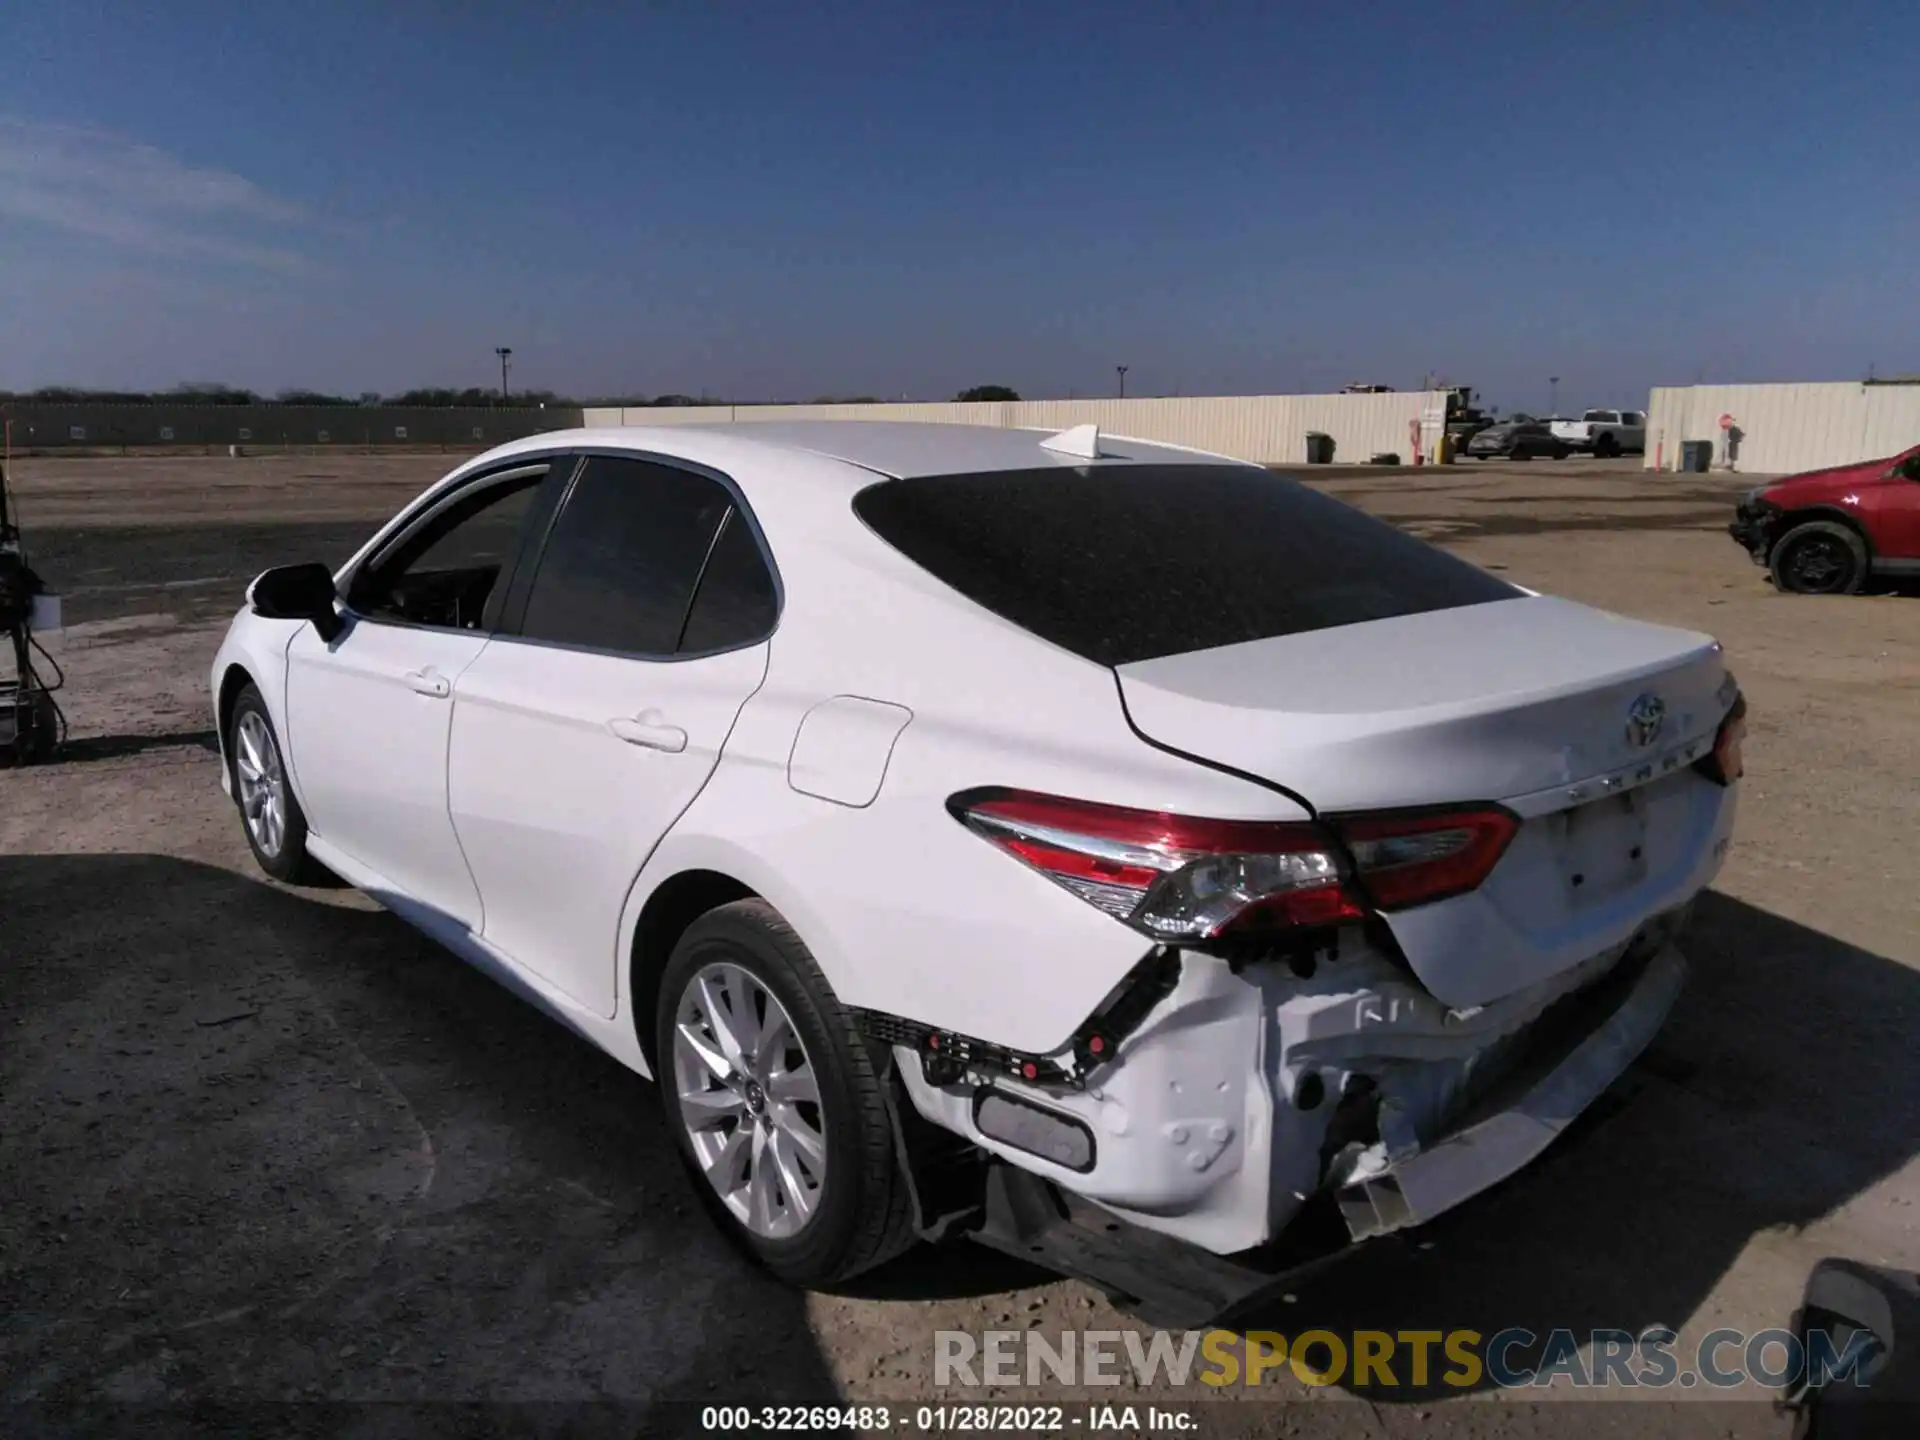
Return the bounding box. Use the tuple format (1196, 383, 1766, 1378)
(1728, 442, 1920, 593)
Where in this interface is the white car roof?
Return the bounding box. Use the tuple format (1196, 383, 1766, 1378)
(465, 420, 1251, 486)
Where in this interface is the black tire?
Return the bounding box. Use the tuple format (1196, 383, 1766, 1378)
(1552, 445, 1569, 460)
(655, 898, 915, 1287)
(1769, 521, 1868, 596)
(228, 682, 325, 883)
(1595, 433, 1621, 459)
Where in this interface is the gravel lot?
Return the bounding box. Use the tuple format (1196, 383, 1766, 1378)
(3, 451, 1917, 1437)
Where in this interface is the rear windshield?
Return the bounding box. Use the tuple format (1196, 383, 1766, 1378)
(852, 464, 1520, 667)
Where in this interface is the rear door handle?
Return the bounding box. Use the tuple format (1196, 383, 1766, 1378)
(403, 667, 451, 698)
(608, 715, 688, 753)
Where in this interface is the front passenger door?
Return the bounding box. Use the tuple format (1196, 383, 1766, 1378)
(447, 454, 779, 1016)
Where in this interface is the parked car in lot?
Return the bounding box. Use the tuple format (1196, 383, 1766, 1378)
(1552, 409, 1647, 457)
(211, 422, 1745, 1312)
(1728, 442, 1920, 594)
(1464, 418, 1570, 460)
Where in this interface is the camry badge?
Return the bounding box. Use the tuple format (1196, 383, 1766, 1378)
(1625, 692, 1666, 749)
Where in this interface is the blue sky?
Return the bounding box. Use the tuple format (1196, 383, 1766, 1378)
(2, 1, 1914, 412)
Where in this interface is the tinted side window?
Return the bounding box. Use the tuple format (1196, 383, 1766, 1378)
(351, 469, 547, 631)
(518, 456, 731, 656)
(679, 509, 779, 653)
(853, 465, 1519, 668)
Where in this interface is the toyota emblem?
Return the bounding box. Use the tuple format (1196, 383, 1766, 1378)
(1625, 693, 1666, 748)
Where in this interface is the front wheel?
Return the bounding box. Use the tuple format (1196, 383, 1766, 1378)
(229, 683, 324, 883)
(1770, 521, 1867, 595)
(657, 899, 915, 1287)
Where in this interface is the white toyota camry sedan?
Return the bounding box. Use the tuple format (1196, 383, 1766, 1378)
(210, 421, 1744, 1313)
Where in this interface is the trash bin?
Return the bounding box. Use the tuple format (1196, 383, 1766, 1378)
(1680, 440, 1713, 474)
(1305, 432, 1335, 464)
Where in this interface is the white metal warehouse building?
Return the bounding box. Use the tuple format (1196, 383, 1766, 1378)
(583, 391, 1451, 468)
(582, 381, 1920, 476)
(1646, 381, 1920, 473)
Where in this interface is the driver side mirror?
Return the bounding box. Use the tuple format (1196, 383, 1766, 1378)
(250, 562, 344, 642)
(1899, 456, 1920, 481)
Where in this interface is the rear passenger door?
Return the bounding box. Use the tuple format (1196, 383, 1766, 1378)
(445, 452, 779, 1017)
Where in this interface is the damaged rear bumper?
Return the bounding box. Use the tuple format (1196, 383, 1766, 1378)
(899, 908, 1692, 1255)
(893, 908, 1691, 1320)
(1335, 941, 1684, 1238)
(949, 939, 1685, 1327)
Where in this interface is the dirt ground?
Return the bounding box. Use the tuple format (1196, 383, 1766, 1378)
(3, 451, 1917, 1436)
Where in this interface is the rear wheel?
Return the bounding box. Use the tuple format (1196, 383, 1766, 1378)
(229, 683, 324, 883)
(1770, 521, 1867, 595)
(657, 899, 915, 1287)
(1595, 433, 1621, 459)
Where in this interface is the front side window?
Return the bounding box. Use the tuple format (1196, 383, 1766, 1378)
(348, 467, 548, 630)
(517, 456, 735, 656)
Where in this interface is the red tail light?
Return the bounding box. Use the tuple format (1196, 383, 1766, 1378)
(1696, 691, 1746, 786)
(949, 788, 1518, 941)
(1334, 807, 1520, 910)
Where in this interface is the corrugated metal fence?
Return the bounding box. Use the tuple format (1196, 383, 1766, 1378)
(0, 403, 584, 452)
(582, 392, 1449, 466)
(1646, 382, 1920, 473)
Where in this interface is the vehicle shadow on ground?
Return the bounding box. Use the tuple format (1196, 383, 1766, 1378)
(48, 729, 220, 764)
(0, 853, 841, 1429)
(1221, 888, 1920, 1399)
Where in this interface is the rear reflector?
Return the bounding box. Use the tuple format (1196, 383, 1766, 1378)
(974, 1089, 1095, 1171)
(950, 788, 1518, 940)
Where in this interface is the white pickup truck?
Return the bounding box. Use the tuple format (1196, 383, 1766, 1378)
(1551, 409, 1647, 457)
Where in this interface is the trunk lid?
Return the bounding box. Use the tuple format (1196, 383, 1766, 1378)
(1117, 595, 1736, 1006)
(1116, 595, 1727, 812)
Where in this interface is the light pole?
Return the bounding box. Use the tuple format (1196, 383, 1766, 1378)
(495, 347, 513, 403)
(1549, 375, 1560, 415)
(1116, 365, 1128, 399)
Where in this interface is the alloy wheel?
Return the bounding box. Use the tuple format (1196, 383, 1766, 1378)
(1786, 535, 1853, 594)
(671, 961, 827, 1240)
(234, 711, 288, 857)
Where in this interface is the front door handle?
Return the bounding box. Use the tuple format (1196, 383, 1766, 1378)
(608, 714, 688, 752)
(404, 667, 451, 699)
